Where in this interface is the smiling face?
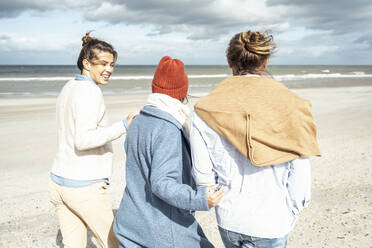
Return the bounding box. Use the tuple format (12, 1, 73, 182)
(82, 51, 115, 85)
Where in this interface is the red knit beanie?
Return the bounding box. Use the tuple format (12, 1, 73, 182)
(152, 56, 189, 100)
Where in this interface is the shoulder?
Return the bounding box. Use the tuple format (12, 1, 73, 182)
(149, 115, 181, 137)
(141, 106, 182, 129)
(70, 80, 103, 103)
(192, 111, 208, 130)
(132, 109, 181, 135)
(145, 111, 182, 144)
(75, 80, 101, 94)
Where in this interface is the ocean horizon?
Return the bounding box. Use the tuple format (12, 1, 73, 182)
(1, 65, 371, 98)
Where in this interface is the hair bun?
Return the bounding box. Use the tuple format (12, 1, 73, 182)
(240, 30, 275, 55)
(250, 32, 261, 42)
(240, 31, 253, 53)
(82, 31, 94, 47)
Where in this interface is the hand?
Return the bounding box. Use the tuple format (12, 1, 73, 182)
(206, 185, 224, 208)
(126, 110, 140, 125)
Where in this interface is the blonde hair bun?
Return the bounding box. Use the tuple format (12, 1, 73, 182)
(240, 31, 276, 55)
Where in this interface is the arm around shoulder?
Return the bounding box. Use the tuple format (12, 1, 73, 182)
(149, 123, 210, 211)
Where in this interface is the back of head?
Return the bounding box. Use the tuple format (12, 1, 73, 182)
(77, 31, 118, 72)
(152, 56, 189, 100)
(226, 30, 276, 75)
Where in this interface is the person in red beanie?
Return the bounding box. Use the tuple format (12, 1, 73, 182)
(113, 56, 224, 248)
(152, 56, 189, 100)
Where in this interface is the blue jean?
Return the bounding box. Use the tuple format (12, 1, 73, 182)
(218, 226, 288, 248)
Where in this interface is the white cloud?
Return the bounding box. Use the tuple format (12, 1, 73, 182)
(305, 45, 339, 57)
(0, 0, 371, 64)
(84, 2, 131, 23)
(0, 33, 76, 52)
(276, 47, 294, 55)
(81, 0, 289, 40)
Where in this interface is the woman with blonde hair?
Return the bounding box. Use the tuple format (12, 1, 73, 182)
(190, 30, 321, 248)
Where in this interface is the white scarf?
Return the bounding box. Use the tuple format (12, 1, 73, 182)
(146, 93, 191, 136)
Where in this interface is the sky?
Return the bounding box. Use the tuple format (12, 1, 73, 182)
(0, 0, 372, 65)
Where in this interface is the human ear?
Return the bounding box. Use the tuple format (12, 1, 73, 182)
(82, 59, 91, 71)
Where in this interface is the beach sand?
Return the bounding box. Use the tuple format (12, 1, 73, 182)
(0, 86, 371, 247)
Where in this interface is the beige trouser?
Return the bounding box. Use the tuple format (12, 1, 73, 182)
(48, 179, 118, 248)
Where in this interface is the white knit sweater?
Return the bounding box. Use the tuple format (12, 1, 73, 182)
(51, 79, 126, 180)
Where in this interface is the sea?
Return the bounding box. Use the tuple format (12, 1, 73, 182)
(0, 65, 371, 98)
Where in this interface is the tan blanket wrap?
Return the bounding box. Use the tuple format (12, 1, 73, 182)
(194, 76, 321, 166)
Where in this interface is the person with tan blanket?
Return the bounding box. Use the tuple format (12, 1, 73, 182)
(190, 30, 320, 248)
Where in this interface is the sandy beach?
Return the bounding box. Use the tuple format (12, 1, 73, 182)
(0, 86, 371, 248)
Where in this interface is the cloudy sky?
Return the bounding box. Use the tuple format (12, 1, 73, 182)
(1, 0, 371, 65)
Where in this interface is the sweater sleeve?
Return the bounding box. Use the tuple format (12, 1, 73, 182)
(149, 123, 210, 211)
(73, 84, 126, 151)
